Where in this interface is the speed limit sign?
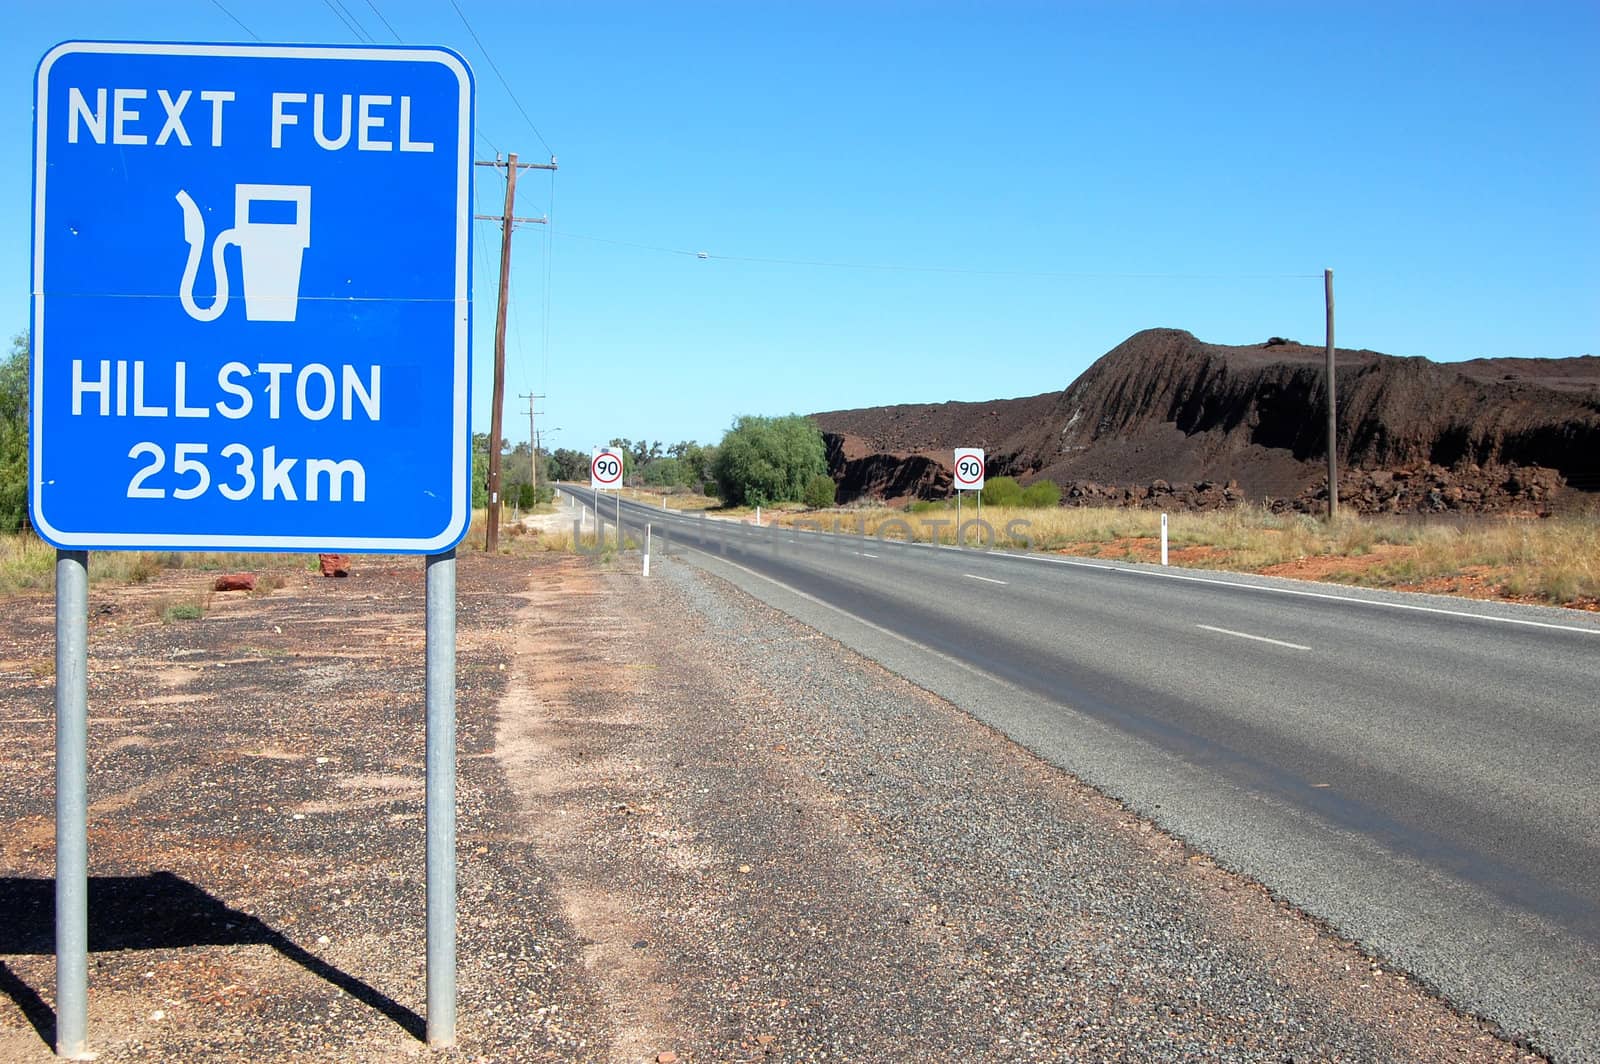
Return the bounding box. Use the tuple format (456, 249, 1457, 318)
(953, 448, 986, 491)
(591, 448, 625, 490)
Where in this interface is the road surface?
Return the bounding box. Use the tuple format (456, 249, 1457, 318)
(557, 486, 1600, 1062)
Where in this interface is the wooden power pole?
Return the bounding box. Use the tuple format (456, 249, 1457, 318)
(1324, 268, 1338, 521)
(520, 393, 546, 491)
(474, 153, 556, 552)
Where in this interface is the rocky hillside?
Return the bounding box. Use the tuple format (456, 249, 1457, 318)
(813, 329, 1600, 514)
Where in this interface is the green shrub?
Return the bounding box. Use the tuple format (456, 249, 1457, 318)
(1020, 479, 1062, 508)
(980, 476, 1024, 507)
(802, 474, 837, 509)
(159, 600, 204, 623)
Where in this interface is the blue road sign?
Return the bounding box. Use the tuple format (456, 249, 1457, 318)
(31, 42, 473, 552)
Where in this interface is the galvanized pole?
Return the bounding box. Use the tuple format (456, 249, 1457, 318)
(1325, 268, 1338, 521)
(424, 550, 457, 1047)
(616, 490, 622, 549)
(55, 550, 89, 1059)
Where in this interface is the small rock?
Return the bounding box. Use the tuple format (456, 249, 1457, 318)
(212, 572, 257, 592)
(318, 554, 351, 578)
(150, 1010, 165, 1021)
(656, 1053, 679, 1064)
(317, 935, 330, 946)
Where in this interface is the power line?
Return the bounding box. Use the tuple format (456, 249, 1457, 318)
(364, 0, 403, 42)
(321, 0, 370, 41)
(447, 0, 555, 158)
(347, 0, 498, 155)
(331, 0, 375, 41)
(552, 231, 1322, 281)
(209, 0, 262, 40)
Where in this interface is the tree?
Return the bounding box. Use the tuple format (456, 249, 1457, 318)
(711, 415, 828, 507)
(549, 448, 587, 482)
(676, 442, 716, 488)
(642, 457, 682, 486)
(1, 334, 30, 533)
(470, 432, 491, 509)
(802, 473, 837, 509)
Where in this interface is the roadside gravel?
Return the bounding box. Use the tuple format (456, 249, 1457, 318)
(497, 552, 1545, 1062)
(0, 550, 1552, 1061)
(0, 555, 609, 1061)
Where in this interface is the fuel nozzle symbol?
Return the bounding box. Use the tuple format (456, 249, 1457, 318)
(175, 183, 312, 323)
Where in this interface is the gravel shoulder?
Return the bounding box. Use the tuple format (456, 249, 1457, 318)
(0, 550, 1551, 1061)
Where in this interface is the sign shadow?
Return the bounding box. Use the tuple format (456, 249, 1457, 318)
(0, 872, 424, 1048)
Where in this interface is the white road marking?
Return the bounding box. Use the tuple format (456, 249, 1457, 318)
(591, 494, 1599, 638)
(861, 552, 879, 559)
(689, 553, 1035, 699)
(1196, 624, 1311, 651)
(1014, 554, 1600, 637)
(964, 573, 1009, 585)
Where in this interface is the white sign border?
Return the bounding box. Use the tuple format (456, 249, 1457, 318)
(590, 448, 625, 491)
(29, 40, 474, 553)
(953, 447, 986, 490)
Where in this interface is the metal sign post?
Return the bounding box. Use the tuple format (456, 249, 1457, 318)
(424, 550, 457, 1045)
(54, 550, 89, 1060)
(591, 448, 625, 549)
(32, 41, 474, 1054)
(953, 448, 985, 548)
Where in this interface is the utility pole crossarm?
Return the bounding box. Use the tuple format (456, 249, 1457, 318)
(475, 158, 558, 171)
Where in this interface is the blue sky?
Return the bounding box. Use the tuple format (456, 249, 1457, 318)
(8, 1, 1597, 454)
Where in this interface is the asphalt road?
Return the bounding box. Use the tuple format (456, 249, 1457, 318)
(556, 487, 1600, 1062)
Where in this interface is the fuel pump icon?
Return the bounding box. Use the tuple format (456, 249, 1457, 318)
(175, 184, 312, 323)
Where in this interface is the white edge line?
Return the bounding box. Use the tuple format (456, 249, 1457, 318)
(1195, 624, 1311, 651)
(964, 573, 1008, 585)
(573, 491, 1600, 639)
(692, 553, 1032, 699)
(1027, 554, 1600, 636)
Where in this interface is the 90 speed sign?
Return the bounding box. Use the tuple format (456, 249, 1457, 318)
(591, 448, 624, 490)
(953, 448, 985, 490)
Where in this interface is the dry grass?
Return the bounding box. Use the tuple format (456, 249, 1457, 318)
(778, 504, 1599, 607)
(0, 533, 322, 598)
(532, 523, 639, 558)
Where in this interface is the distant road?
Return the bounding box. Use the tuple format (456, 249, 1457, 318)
(557, 486, 1600, 1062)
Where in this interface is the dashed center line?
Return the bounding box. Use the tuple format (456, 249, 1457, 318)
(964, 574, 1009, 586)
(1196, 624, 1311, 651)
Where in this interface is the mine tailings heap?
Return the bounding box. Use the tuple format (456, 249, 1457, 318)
(813, 329, 1600, 514)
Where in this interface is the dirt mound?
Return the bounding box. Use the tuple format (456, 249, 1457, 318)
(813, 329, 1600, 513)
